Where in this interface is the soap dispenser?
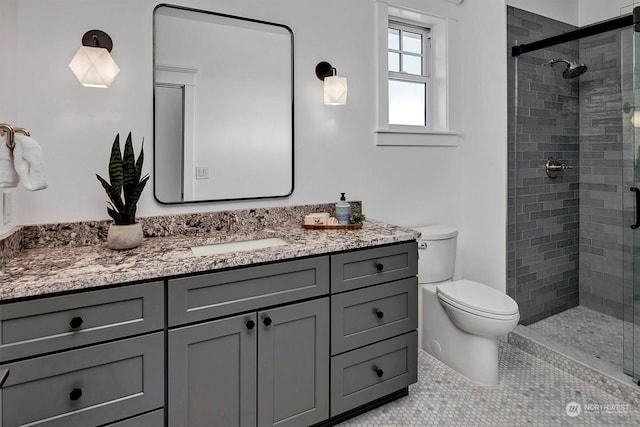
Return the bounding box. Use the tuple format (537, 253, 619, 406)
(336, 193, 351, 225)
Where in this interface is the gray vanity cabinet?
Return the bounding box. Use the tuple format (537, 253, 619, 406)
(329, 242, 418, 417)
(168, 298, 329, 427)
(0, 242, 417, 426)
(0, 282, 164, 427)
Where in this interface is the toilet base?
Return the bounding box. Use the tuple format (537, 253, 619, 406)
(421, 284, 499, 386)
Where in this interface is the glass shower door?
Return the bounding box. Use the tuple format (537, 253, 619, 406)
(623, 23, 640, 382)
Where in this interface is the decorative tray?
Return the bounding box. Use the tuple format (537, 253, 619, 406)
(301, 223, 363, 230)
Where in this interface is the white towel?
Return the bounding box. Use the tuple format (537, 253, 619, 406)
(13, 133, 47, 191)
(0, 136, 19, 188)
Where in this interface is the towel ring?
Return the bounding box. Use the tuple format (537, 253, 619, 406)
(0, 123, 30, 150)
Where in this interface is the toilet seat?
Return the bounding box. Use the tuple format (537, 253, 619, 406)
(436, 280, 519, 319)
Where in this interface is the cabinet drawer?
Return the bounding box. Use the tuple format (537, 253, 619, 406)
(331, 242, 417, 293)
(330, 331, 417, 416)
(0, 281, 163, 362)
(168, 256, 329, 326)
(331, 277, 417, 355)
(0, 332, 163, 427)
(106, 409, 164, 427)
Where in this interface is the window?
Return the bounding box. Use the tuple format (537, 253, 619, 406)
(387, 22, 431, 127)
(374, 2, 459, 146)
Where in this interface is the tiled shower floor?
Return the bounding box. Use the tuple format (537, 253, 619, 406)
(337, 343, 640, 426)
(527, 305, 624, 370)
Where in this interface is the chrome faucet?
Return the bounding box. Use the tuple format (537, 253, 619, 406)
(227, 213, 239, 233)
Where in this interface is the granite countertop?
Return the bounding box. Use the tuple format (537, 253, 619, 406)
(0, 218, 419, 301)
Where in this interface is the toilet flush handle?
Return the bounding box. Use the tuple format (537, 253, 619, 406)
(418, 242, 427, 250)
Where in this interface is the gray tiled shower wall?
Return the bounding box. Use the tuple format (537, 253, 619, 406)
(578, 28, 630, 319)
(507, 7, 630, 324)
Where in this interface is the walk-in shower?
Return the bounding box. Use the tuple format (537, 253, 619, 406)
(508, 5, 640, 385)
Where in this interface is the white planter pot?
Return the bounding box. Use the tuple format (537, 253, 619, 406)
(107, 223, 143, 250)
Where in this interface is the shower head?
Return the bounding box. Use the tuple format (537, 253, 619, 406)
(545, 58, 588, 79)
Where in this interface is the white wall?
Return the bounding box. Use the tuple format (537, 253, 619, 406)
(10, 0, 461, 226)
(0, 0, 18, 235)
(507, 0, 637, 26)
(579, 0, 638, 25)
(457, 0, 508, 288)
(506, 0, 580, 26)
(7, 0, 509, 292)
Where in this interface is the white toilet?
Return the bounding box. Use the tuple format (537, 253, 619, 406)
(416, 225, 520, 385)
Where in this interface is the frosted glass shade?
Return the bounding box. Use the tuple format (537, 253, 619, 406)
(69, 46, 120, 88)
(632, 111, 640, 128)
(324, 75, 348, 105)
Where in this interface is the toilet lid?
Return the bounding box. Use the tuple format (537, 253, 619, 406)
(436, 280, 519, 316)
(414, 225, 458, 240)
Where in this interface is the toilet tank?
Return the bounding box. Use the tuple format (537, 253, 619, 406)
(414, 225, 458, 284)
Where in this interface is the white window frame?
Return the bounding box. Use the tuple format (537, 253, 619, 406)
(388, 21, 431, 129)
(375, 1, 460, 146)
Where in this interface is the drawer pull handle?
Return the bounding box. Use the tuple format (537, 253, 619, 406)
(263, 317, 272, 327)
(69, 388, 83, 401)
(376, 263, 384, 272)
(69, 316, 84, 329)
(0, 369, 9, 388)
(376, 310, 384, 319)
(246, 320, 256, 330)
(374, 367, 384, 378)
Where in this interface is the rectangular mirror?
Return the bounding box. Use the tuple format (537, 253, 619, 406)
(153, 5, 294, 204)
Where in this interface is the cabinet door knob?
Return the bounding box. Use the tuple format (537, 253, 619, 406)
(69, 388, 83, 401)
(263, 317, 272, 326)
(374, 367, 384, 378)
(376, 263, 384, 272)
(376, 310, 384, 319)
(69, 316, 83, 329)
(246, 320, 255, 330)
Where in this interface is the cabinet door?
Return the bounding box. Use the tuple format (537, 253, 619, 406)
(168, 314, 257, 427)
(258, 298, 329, 427)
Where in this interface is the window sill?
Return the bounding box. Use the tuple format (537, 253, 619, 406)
(374, 128, 460, 146)
(375, 128, 460, 135)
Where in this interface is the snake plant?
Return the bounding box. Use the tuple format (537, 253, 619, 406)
(96, 132, 149, 225)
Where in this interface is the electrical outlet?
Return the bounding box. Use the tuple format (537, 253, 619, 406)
(195, 167, 209, 180)
(3, 191, 12, 225)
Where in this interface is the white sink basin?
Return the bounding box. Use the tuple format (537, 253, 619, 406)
(190, 237, 289, 256)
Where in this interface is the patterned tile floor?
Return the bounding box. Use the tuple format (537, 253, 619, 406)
(337, 342, 640, 426)
(528, 306, 624, 370)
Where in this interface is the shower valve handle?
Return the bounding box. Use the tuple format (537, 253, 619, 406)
(545, 158, 573, 172)
(546, 157, 573, 179)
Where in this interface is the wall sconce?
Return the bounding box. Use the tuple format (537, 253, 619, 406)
(315, 61, 347, 105)
(69, 30, 120, 88)
(624, 102, 640, 128)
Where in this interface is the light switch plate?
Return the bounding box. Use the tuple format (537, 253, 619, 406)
(195, 167, 209, 180)
(3, 191, 12, 225)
